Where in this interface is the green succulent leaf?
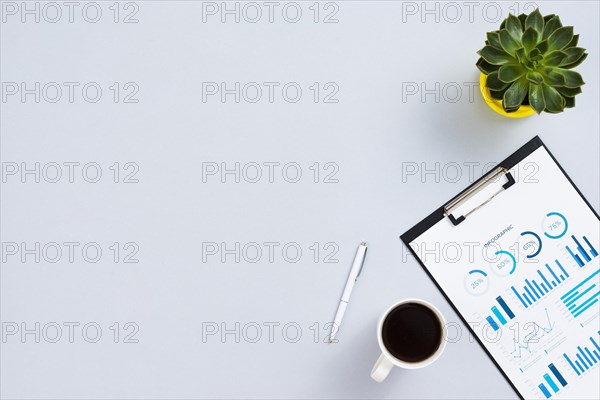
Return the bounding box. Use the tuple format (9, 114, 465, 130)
(515, 48, 527, 63)
(548, 26, 574, 51)
(526, 71, 544, 84)
(486, 31, 502, 49)
(542, 16, 562, 40)
(525, 9, 544, 35)
(478, 46, 517, 65)
(555, 86, 582, 97)
(553, 69, 585, 88)
(559, 47, 586, 66)
(503, 78, 529, 110)
(505, 14, 524, 41)
(564, 96, 575, 108)
(541, 83, 565, 113)
(522, 28, 539, 51)
(541, 68, 566, 86)
(518, 14, 527, 29)
(489, 88, 506, 101)
(543, 14, 556, 24)
(528, 48, 541, 58)
(498, 29, 520, 55)
(535, 40, 549, 54)
(561, 52, 588, 69)
(476, 58, 500, 74)
(500, 17, 507, 30)
(544, 51, 568, 66)
(530, 54, 544, 62)
(486, 71, 510, 91)
(567, 34, 579, 48)
(528, 84, 545, 114)
(498, 64, 526, 82)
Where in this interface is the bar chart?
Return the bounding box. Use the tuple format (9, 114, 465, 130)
(565, 234, 598, 267)
(511, 260, 570, 308)
(537, 363, 568, 399)
(485, 296, 515, 331)
(560, 268, 600, 318)
(563, 332, 600, 376)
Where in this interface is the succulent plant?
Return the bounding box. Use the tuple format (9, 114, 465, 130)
(476, 9, 587, 114)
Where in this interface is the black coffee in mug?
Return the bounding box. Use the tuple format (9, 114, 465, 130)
(381, 302, 443, 363)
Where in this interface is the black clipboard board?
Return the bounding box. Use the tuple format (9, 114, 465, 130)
(400, 136, 600, 400)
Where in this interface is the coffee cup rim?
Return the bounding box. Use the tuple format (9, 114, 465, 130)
(376, 298, 447, 369)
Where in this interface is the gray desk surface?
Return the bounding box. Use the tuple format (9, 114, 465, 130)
(1, 1, 598, 399)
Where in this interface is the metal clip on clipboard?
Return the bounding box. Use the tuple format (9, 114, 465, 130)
(444, 167, 516, 226)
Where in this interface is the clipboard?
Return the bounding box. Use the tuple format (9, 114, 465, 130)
(401, 136, 600, 400)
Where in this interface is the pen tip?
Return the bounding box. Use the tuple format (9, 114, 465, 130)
(361, 242, 367, 246)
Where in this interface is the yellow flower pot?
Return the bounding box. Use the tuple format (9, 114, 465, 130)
(479, 73, 535, 118)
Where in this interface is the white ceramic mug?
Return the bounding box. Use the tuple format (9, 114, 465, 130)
(370, 299, 447, 382)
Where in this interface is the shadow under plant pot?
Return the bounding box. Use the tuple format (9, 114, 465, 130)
(479, 73, 535, 119)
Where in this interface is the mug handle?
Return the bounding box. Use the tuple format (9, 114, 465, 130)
(370, 353, 394, 382)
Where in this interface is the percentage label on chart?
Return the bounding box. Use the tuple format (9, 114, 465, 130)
(465, 269, 489, 296)
(519, 231, 543, 258)
(490, 250, 516, 276)
(543, 212, 568, 239)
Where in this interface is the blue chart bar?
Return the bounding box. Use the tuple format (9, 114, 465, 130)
(539, 270, 552, 291)
(491, 307, 506, 325)
(524, 286, 535, 302)
(549, 363, 567, 387)
(567, 235, 599, 267)
(496, 296, 515, 318)
(556, 261, 569, 278)
(567, 246, 584, 267)
(591, 336, 600, 352)
(547, 263, 560, 283)
(539, 384, 551, 399)
(573, 235, 591, 262)
(583, 236, 599, 257)
(584, 347, 596, 363)
(578, 346, 592, 365)
(512, 262, 568, 307)
(564, 354, 580, 376)
(573, 298, 599, 318)
(485, 296, 515, 329)
(561, 268, 600, 318)
(563, 332, 600, 375)
(527, 279, 540, 299)
(538, 364, 568, 398)
(543, 374, 559, 393)
(567, 286, 596, 310)
(486, 316, 499, 331)
(511, 286, 527, 308)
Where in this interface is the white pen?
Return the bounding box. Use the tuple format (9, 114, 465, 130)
(329, 242, 368, 343)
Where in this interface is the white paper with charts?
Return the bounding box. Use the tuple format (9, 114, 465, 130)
(409, 147, 600, 400)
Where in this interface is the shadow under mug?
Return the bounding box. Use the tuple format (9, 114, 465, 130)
(371, 298, 447, 382)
